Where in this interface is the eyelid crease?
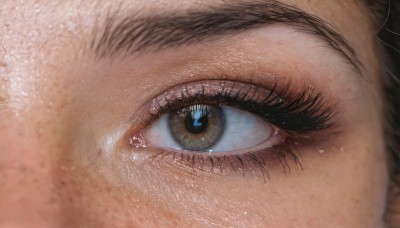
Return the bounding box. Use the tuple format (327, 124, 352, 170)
(147, 80, 269, 116)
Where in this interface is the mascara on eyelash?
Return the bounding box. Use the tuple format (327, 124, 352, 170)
(145, 79, 337, 133)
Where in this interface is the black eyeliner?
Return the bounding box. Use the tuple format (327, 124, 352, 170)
(146, 80, 336, 133)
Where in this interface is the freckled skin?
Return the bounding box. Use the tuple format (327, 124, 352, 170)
(0, 0, 396, 227)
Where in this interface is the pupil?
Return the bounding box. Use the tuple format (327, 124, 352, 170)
(184, 108, 208, 134)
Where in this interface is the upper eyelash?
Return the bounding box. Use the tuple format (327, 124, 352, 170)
(144, 79, 337, 133)
(233, 81, 336, 132)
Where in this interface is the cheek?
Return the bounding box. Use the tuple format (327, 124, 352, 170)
(0, 118, 64, 226)
(90, 134, 387, 228)
(51, 164, 186, 227)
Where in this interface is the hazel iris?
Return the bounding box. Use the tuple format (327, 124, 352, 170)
(169, 104, 225, 151)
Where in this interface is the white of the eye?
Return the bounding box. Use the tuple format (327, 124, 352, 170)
(142, 106, 276, 152)
(142, 114, 179, 149)
(208, 106, 274, 152)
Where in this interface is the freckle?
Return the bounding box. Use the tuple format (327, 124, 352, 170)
(40, 160, 47, 169)
(47, 196, 57, 205)
(60, 180, 66, 187)
(97, 149, 103, 157)
(18, 164, 28, 173)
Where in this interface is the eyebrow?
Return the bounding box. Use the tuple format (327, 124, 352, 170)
(92, 0, 362, 72)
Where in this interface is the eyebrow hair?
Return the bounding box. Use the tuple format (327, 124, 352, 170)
(92, 0, 362, 72)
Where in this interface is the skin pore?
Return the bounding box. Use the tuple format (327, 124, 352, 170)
(0, 0, 395, 227)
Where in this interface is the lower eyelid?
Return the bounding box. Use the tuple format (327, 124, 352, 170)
(141, 137, 304, 180)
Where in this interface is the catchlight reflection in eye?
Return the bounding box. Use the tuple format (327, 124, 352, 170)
(141, 104, 284, 152)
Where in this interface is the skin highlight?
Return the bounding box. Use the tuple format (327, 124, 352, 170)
(0, 0, 396, 227)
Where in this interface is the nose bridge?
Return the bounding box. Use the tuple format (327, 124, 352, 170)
(0, 117, 63, 227)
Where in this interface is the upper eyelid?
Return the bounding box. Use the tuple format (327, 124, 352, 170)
(129, 79, 263, 132)
(143, 80, 272, 122)
(130, 79, 337, 134)
(91, 1, 362, 75)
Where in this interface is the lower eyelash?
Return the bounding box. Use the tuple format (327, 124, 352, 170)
(147, 138, 304, 181)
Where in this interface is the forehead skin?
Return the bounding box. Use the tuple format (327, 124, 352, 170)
(0, 0, 388, 227)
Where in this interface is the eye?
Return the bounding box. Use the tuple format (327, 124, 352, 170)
(129, 80, 336, 175)
(141, 104, 284, 152)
